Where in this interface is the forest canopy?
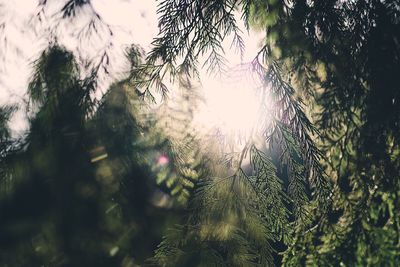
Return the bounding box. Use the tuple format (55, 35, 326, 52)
(0, 0, 399, 266)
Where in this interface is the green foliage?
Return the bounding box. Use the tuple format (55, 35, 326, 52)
(148, 75, 209, 205)
(0, 44, 183, 266)
(1, 0, 399, 266)
(242, 0, 400, 265)
(132, 0, 245, 101)
(126, 0, 332, 266)
(0, 105, 17, 194)
(152, 170, 278, 267)
(145, 0, 400, 266)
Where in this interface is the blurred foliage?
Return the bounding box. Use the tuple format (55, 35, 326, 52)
(143, 0, 400, 266)
(242, 0, 400, 266)
(1, 0, 399, 267)
(0, 44, 199, 266)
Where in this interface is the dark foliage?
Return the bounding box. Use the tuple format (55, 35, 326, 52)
(1, 0, 399, 266)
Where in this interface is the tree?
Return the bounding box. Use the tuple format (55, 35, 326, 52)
(142, 1, 331, 266)
(141, 0, 400, 266)
(1, 0, 399, 266)
(253, 1, 400, 265)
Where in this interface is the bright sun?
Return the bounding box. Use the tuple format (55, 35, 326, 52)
(195, 66, 271, 141)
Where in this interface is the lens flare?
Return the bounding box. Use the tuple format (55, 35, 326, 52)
(157, 155, 169, 166)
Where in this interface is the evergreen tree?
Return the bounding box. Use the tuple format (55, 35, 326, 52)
(1, 0, 399, 266)
(0, 44, 183, 266)
(140, 1, 331, 266)
(142, 0, 400, 265)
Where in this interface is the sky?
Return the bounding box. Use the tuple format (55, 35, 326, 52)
(0, 0, 264, 135)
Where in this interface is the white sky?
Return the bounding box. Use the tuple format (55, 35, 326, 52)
(0, 0, 263, 135)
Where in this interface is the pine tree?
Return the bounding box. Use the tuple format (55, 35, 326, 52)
(142, 1, 331, 266)
(1, 0, 399, 266)
(1, 0, 329, 266)
(241, 0, 400, 265)
(142, 0, 400, 265)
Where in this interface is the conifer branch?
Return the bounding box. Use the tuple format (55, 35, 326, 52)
(139, 0, 244, 95)
(251, 52, 331, 207)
